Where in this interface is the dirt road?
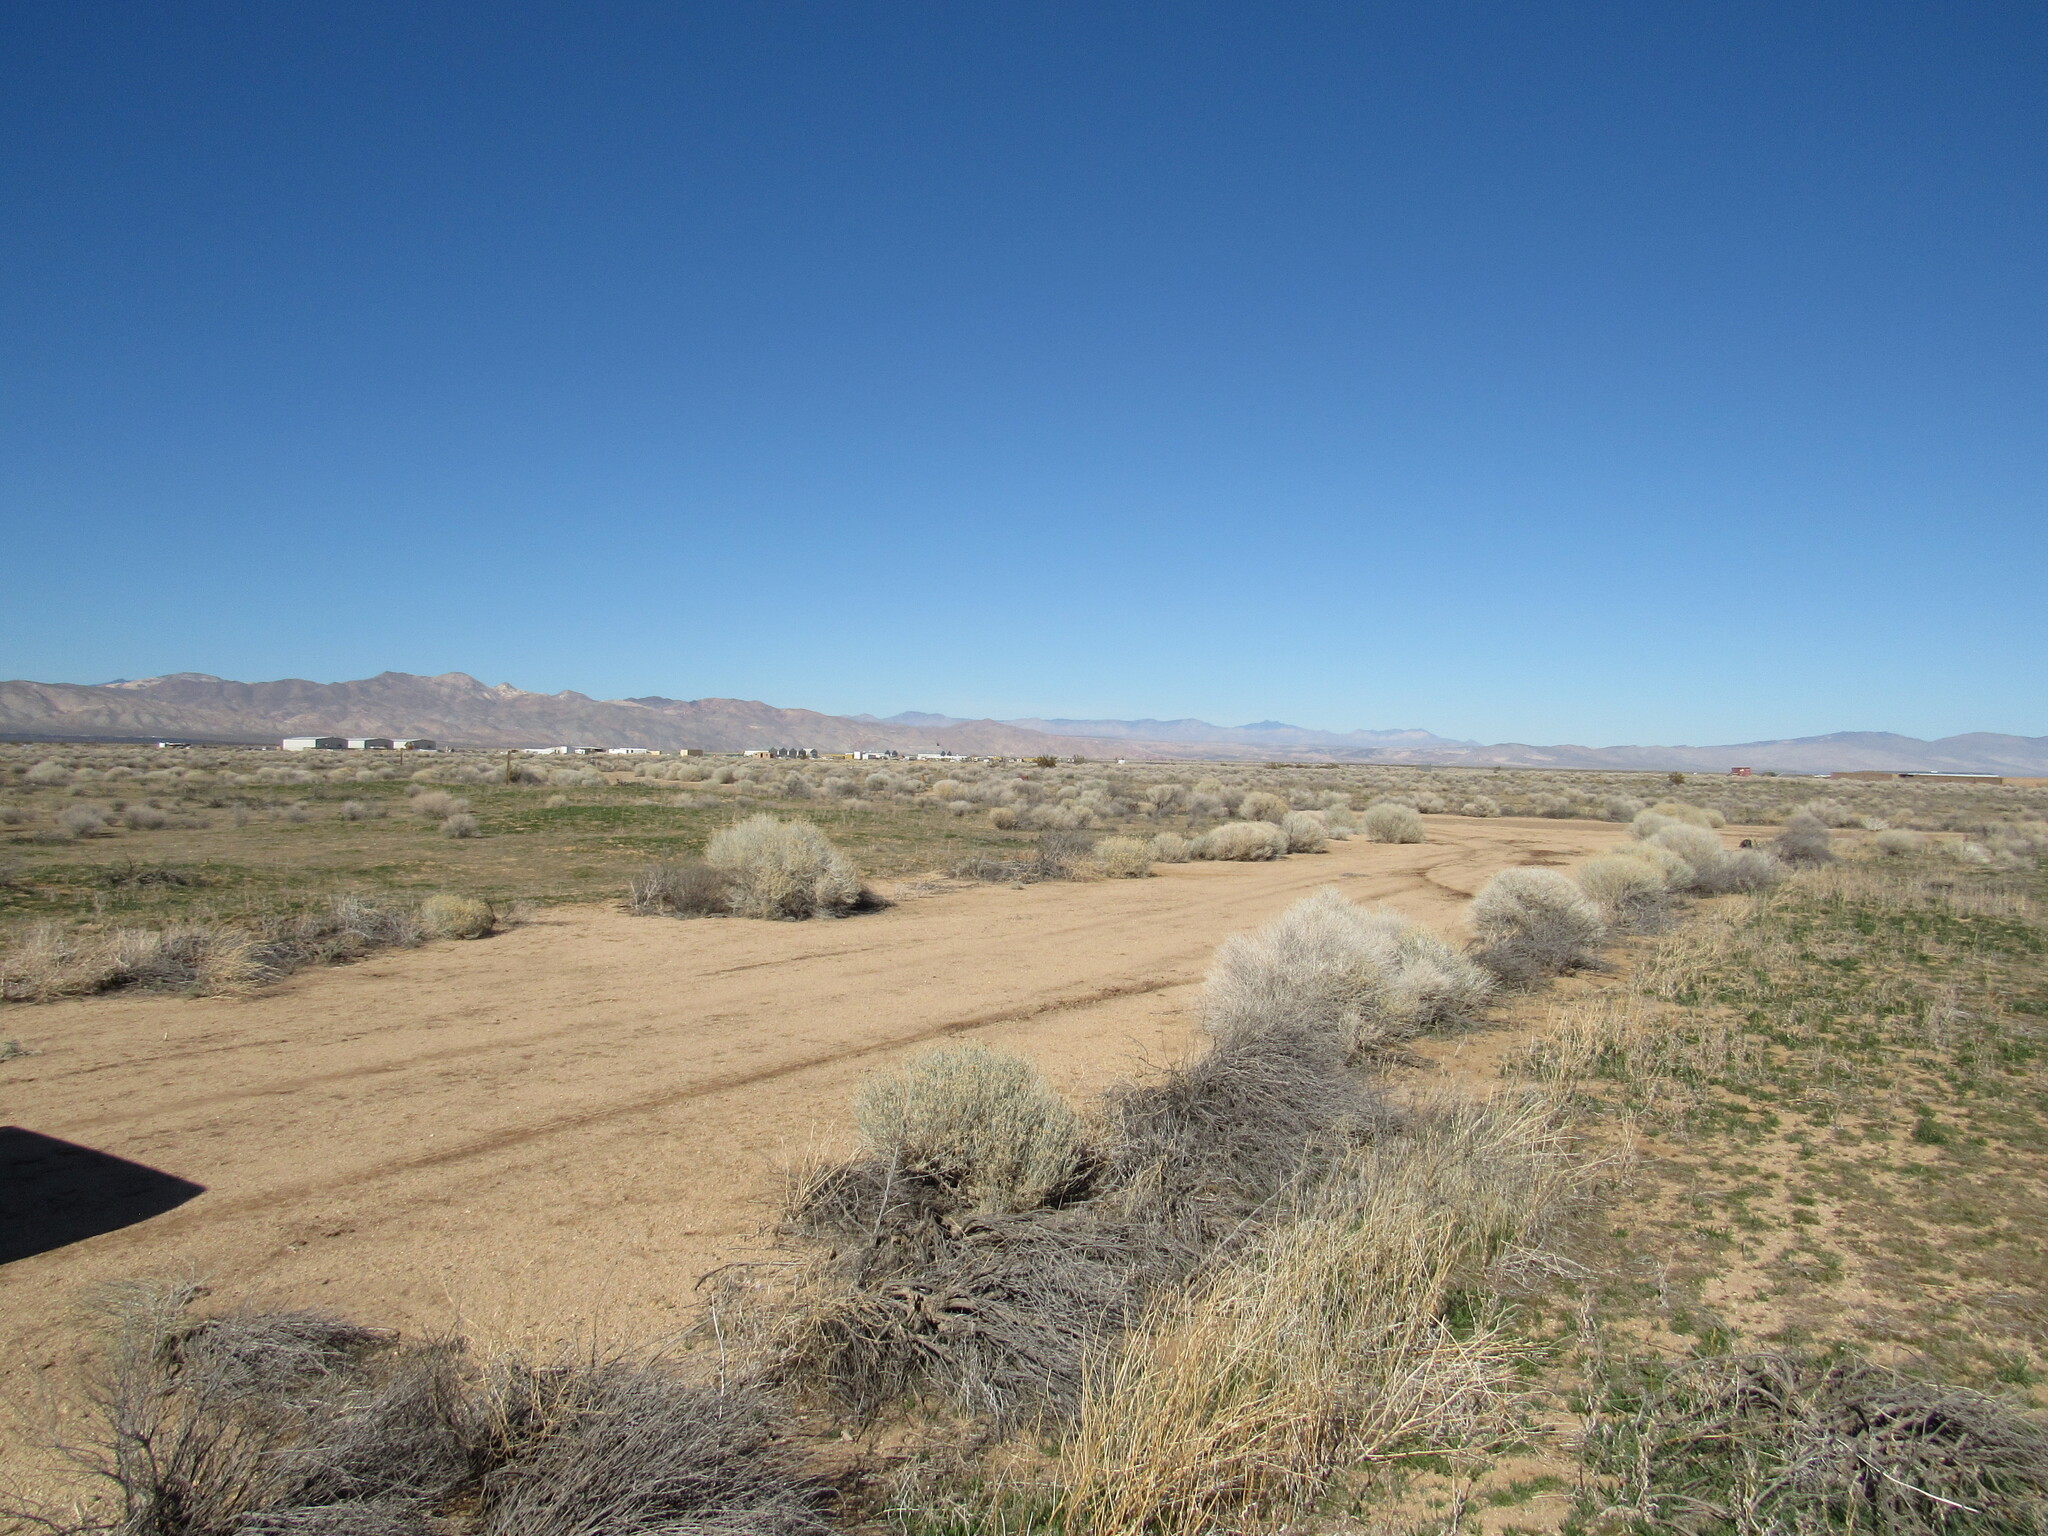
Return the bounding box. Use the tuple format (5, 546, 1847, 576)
(1, 817, 1634, 1367)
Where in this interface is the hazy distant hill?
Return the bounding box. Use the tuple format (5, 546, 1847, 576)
(3, 673, 2043, 773)
(0, 673, 1126, 757)
(999, 716, 1477, 751)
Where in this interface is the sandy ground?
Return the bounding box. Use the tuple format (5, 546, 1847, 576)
(1, 816, 1637, 1380)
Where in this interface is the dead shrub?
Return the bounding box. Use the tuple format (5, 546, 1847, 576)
(20, 1283, 820, 1536)
(1588, 1351, 2048, 1536)
(409, 791, 468, 819)
(1100, 1021, 1390, 1238)
(628, 861, 733, 917)
(1034, 829, 1099, 880)
(476, 1361, 823, 1536)
(439, 814, 480, 839)
(0, 896, 435, 1003)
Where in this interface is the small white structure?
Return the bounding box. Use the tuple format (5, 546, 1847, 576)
(605, 747, 657, 755)
(742, 749, 773, 757)
(346, 737, 395, 750)
(283, 736, 346, 751)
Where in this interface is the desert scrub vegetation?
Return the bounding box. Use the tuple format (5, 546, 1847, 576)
(0, 891, 504, 1002)
(1204, 887, 1493, 1056)
(7, 1281, 826, 1536)
(704, 815, 863, 919)
(1471, 846, 2048, 1533)
(627, 816, 866, 919)
(1469, 865, 1608, 984)
(695, 883, 1566, 1533)
(5, 743, 2042, 1017)
(1092, 835, 1154, 878)
(1362, 801, 1427, 843)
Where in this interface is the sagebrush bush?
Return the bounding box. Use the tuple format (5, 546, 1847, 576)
(1149, 832, 1193, 863)
(57, 804, 109, 837)
(1196, 821, 1288, 861)
(1361, 803, 1425, 844)
(852, 1044, 1085, 1214)
(705, 815, 862, 919)
(1649, 822, 1724, 876)
(440, 813, 480, 839)
(1574, 853, 1671, 929)
(1237, 791, 1291, 825)
(1280, 811, 1328, 854)
(1469, 867, 1605, 984)
(1797, 796, 1862, 828)
(1096, 836, 1154, 878)
(1874, 828, 1927, 856)
(1205, 888, 1491, 1057)
(1775, 811, 1835, 867)
(989, 806, 1021, 830)
(420, 893, 493, 939)
(410, 789, 469, 818)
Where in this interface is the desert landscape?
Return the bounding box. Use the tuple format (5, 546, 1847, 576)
(9, 4, 2046, 1531)
(5, 742, 2048, 1533)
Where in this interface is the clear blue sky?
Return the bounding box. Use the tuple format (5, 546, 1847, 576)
(4, 2, 2042, 746)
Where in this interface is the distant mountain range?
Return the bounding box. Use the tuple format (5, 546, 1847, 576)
(2, 672, 2043, 774)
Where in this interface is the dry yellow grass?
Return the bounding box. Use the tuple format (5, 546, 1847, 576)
(1057, 1091, 1577, 1536)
